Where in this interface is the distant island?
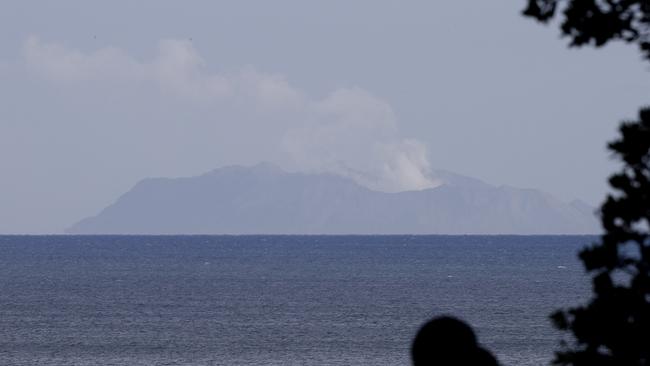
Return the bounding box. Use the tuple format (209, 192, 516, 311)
(67, 163, 599, 235)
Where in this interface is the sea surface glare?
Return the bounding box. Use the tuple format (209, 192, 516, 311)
(0, 235, 592, 366)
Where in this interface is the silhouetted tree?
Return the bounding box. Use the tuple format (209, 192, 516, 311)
(551, 110, 650, 365)
(523, 1, 650, 365)
(523, 0, 650, 61)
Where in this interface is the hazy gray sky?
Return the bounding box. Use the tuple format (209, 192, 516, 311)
(1, 1, 649, 234)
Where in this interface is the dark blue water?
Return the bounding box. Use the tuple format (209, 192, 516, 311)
(0, 235, 594, 365)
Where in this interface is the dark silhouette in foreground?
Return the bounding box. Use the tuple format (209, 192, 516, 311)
(523, 2, 650, 365)
(523, 0, 650, 61)
(411, 316, 499, 366)
(549, 110, 650, 365)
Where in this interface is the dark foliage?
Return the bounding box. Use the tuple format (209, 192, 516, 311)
(523, 0, 650, 60)
(550, 109, 650, 365)
(522, 2, 650, 364)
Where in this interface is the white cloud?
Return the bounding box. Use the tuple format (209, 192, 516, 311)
(283, 87, 439, 192)
(22, 36, 439, 192)
(22, 36, 299, 105)
(23, 36, 231, 100)
(238, 68, 305, 109)
(151, 39, 231, 100)
(24, 36, 145, 82)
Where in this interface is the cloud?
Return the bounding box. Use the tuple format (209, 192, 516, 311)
(283, 87, 438, 192)
(150, 39, 231, 100)
(24, 36, 145, 82)
(23, 36, 297, 105)
(22, 36, 439, 192)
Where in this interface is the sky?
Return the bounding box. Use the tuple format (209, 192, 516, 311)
(1, 1, 649, 234)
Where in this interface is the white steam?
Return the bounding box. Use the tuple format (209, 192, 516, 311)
(23, 36, 439, 192)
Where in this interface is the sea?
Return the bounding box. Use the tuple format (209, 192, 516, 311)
(0, 235, 595, 366)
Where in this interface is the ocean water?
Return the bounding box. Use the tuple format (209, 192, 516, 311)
(0, 235, 594, 366)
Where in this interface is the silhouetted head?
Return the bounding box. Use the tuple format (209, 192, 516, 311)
(411, 316, 499, 366)
(473, 347, 499, 366)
